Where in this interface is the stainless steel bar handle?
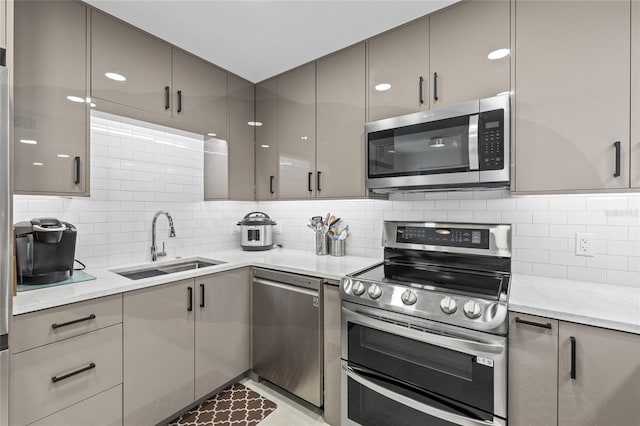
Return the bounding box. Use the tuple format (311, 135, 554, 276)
(32, 224, 66, 233)
(343, 365, 504, 426)
(253, 278, 318, 297)
(468, 114, 480, 170)
(0, 66, 10, 339)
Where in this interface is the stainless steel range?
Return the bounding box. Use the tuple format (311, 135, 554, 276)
(340, 221, 511, 426)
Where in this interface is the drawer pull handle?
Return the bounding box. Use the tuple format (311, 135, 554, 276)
(51, 314, 96, 330)
(51, 362, 96, 383)
(515, 317, 552, 329)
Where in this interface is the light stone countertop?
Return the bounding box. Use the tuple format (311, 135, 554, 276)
(13, 248, 381, 315)
(509, 274, 640, 334)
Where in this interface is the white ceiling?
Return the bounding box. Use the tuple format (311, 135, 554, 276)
(84, 0, 460, 83)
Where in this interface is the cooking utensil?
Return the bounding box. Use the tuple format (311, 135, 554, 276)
(329, 217, 341, 227)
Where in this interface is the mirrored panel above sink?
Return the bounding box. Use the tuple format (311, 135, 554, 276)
(112, 257, 225, 280)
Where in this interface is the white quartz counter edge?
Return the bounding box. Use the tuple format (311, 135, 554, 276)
(13, 248, 381, 315)
(509, 274, 640, 335)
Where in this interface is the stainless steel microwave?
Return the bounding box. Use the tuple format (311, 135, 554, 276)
(365, 95, 509, 192)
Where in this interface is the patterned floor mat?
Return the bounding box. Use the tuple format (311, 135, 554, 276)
(168, 383, 277, 426)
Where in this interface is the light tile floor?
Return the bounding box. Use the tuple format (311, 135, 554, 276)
(241, 378, 330, 426)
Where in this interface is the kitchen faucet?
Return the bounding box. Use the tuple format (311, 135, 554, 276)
(151, 210, 176, 261)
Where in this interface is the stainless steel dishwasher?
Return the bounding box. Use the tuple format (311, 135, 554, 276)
(252, 268, 323, 407)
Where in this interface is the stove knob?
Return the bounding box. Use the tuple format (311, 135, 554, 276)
(368, 284, 382, 299)
(401, 289, 417, 306)
(463, 300, 482, 319)
(352, 281, 366, 296)
(440, 296, 457, 314)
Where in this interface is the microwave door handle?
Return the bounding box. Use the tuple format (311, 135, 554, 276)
(468, 114, 479, 171)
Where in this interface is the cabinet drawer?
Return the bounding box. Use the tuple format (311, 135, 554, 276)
(13, 294, 122, 353)
(11, 324, 123, 426)
(29, 385, 122, 426)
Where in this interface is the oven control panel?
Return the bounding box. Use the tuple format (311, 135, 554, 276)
(396, 226, 489, 249)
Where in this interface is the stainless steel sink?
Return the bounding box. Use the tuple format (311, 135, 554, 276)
(113, 258, 225, 280)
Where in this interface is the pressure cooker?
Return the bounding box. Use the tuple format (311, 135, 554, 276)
(237, 212, 276, 251)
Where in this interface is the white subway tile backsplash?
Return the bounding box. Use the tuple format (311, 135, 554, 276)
(606, 270, 640, 286)
(532, 263, 567, 279)
(568, 266, 607, 283)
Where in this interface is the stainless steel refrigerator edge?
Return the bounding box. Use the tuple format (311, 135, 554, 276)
(0, 63, 11, 426)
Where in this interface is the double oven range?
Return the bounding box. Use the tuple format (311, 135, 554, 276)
(340, 221, 511, 426)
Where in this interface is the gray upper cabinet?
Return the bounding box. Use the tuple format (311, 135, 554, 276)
(514, 0, 631, 193)
(368, 18, 429, 121)
(429, 0, 510, 109)
(13, 0, 89, 195)
(277, 62, 316, 199)
(632, 0, 640, 188)
(316, 43, 366, 198)
(255, 79, 278, 200)
(173, 48, 228, 138)
(91, 9, 172, 117)
(0, 0, 6, 49)
(558, 322, 640, 426)
(228, 74, 255, 201)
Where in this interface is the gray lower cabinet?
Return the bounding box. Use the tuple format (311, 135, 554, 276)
(123, 279, 195, 426)
(195, 268, 251, 400)
(508, 312, 640, 426)
(632, 0, 640, 188)
(322, 283, 341, 426)
(227, 74, 255, 201)
(13, 0, 89, 195)
(255, 79, 278, 200)
(514, 0, 631, 192)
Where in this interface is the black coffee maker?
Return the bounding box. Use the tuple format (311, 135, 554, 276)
(14, 218, 77, 285)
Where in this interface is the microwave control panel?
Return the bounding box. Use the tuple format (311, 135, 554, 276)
(478, 109, 504, 171)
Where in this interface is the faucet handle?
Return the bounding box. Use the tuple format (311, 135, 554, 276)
(159, 241, 166, 258)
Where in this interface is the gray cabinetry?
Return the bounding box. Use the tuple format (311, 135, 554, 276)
(508, 313, 558, 426)
(316, 43, 366, 198)
(429, 0, 509, 108)
(195, 268, 251, 400)
(123, 279, 195, 426)
(632, 0, 640, 188)
(228, 74, 255, 201)
(322, 283, 341, 426)
(172, 48, 228, 137)
(368, 18, 429, 121)
(277, 62, 316, 199)
(0, 0, 6, 49)
(508, 312, 640, 426)
(514, 0, 631, 192)
(91, 9, 172, 117)
(13, 0, 89, 195)
(255, 79, 278, 200)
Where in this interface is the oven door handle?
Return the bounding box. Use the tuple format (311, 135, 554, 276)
(343, 364, 505, 426)
(342, 307, 504, 356)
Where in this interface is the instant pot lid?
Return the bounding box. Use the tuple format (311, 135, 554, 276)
(237, 211, 276, 226)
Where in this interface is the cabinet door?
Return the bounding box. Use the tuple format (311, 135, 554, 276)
(632, 0, 640, 188)
(173, 48, 228, 137)
(255, 79, 278, 200)
(13, 0, 88, 195)
(91, 10, 172, 116)
(429, 0, 510, 108)
(123, 279, 195, 426)
(195, 269, 250, 400)
(507, 313, 558, 426)
(316, 43, 366, 199)
(322, 284, 341, 426)
(558, 322, 640, 426)
(228, 74, 255, 200)
(368, 18, 429, 121)
(0, 0, 6, 49)
(514, 0, 630, 192)
(277, 63, 316, 199)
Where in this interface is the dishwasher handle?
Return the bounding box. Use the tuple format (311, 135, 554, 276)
(253, 277, 319, 297)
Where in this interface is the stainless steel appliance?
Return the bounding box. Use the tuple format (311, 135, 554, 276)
(252, 268, 323, 407)
(365, 95, 509, 192)
(14, 218, 77, 284)
(237, 212, 276, 251)
(0, 57, 11, 426)
(340, 221, 511, 426)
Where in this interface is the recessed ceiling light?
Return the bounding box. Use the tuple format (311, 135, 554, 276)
(20, 139, 37, 145)
(105, 72, 126, 82)
(247, 121, 263, 127)
(496, 91, 511, 97)
(261, 144, 270, 148)
(300, 136, 308, 140)
(57, 154, 70, 158)
(375, 83, 392, 92)
(66, 95, 85, 103)
(488, 48, 510, 60)
(207, 132, 217, 137)
(32, 162, 43, 166)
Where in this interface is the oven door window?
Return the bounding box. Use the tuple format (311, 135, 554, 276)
(348, 322, 494, 414)
(368, 115, 472, 178)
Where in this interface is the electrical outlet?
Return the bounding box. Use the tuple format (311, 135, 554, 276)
(575, 233, 595, 257)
